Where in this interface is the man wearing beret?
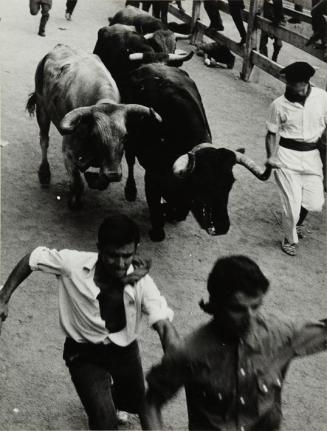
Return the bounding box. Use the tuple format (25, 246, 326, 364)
(265, 62, 326, 256)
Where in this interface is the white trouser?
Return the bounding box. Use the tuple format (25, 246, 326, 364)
(274, 148, 324, 244)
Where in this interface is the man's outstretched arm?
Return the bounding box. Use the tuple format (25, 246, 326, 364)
(152, 319, 180, 353)
(0, 253, 32, 333)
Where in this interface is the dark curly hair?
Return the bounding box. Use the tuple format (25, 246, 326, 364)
(199, 255, 269, 314)
(98, 214, 140, 249)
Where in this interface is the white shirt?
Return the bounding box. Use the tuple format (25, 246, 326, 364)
(29, 247, 173, 346)
(266, 87, 327, 143)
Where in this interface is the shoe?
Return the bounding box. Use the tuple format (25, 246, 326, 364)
(116, 410, 129, 424)
(296, 224, 313, 239)
(281, 239, 296, 256)
(38, 29, 46, 37)
(65, 12, 72, 21)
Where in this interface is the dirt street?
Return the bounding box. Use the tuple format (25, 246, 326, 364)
(0, 0, 326, 430)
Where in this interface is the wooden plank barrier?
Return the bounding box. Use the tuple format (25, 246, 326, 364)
(168, 0, 326, 83)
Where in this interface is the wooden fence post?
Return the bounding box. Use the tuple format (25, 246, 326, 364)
(190, 1, 203, 45)
(241, 0, 263, 81)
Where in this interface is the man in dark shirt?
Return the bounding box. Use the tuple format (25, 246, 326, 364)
(143, 255, 327, 430)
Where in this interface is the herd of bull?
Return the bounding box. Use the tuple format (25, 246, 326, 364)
(26, 5, 272, 242)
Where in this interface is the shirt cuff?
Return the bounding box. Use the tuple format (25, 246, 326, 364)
(148, 302, 174, 327)
(266, 121, 279, 134)
(29, 246, 47, 271)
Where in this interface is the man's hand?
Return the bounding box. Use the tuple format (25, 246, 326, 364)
(121, 257, 151, 286)
(266, 157, 282, 169)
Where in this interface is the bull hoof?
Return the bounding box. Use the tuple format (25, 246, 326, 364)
(38, 163, 51, 187)
(68, 195, 83, 210)
(125, 183, 137, 202)
(149, 228, 165, 242)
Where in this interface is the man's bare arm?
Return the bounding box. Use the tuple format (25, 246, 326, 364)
(152, 319, 180, 352)
(0, 253, 32, 333)
(265, 131, 282, 168)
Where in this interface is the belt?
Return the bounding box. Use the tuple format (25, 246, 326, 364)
(279, 137, 319, 152)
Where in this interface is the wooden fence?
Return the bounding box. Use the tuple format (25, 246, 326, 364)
(168, 0, 326, 82)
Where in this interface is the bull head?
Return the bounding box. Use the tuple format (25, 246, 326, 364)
(172, 143, 271, 236)
(59, 102, 162, 188)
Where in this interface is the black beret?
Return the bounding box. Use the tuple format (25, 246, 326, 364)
(280, 62, 315, 82)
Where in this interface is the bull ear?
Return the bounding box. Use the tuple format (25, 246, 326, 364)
(60, 107, 93, 135)
(173, 153, 195, 178)
(236, 148, 245, 154)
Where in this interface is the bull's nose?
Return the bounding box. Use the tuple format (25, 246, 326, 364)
(105, 172, 122, 182)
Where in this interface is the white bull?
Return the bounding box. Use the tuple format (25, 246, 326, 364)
(26, 43, 161, 208)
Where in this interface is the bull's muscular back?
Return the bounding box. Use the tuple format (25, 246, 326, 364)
(35, 44, 120, 131)
(127, 64, 212, 161)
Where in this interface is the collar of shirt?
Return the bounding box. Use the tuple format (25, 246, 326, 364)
(82, 255, 135, 300)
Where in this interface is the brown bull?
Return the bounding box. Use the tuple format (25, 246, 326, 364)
(26, 43, 161, 208)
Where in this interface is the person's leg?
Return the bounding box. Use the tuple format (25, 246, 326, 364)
(228, 0, 246, 42)
(203, 0, 224, 31)
(30, 0, 41, 15)
(63, 339, 118, 430)
(302, 173, 325, 215)
(69, 362, 118, 430)
(38, 3, 51, 36)
(272, 37, 282, 61)
(109, 341, 146, 419)
(66, 0, 78, 15)
(274, 169, 302, 254)
(259, 31, 269, 56)
(126, 1, 141, 6)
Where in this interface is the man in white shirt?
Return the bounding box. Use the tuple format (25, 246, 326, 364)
(0, 214, 176, 429)
(265, 62, 326, 256)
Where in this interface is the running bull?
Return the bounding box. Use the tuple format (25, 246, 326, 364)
(93, 23, 193, 95)
(26, 43, 161, 209)
(123, 65, 272, 241)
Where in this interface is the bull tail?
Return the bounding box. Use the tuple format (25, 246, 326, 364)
(26, 92, 37, 117)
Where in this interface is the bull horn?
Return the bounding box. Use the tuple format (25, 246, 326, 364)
(234, 151, 272, 181)
(168, 50, 194, 62)
(125, 104, 162, 124)
(174, 32, 191, 40)
(129, 53, 144, 61)
(173, 153, 195, 178)
(144, 33, 154, 40)
(190, 143, 213, 153)
(60, 106, 93, 135)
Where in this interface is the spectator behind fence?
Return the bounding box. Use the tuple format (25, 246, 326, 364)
(203, 0, 247, 44)
(259, 0, 285, 62)
(29, 0, 52, 37)
(143, 255, 327, 430)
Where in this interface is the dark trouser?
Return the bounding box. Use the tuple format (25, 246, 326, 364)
(228, 0, 246, 39)
(66, 0, 78, 14)
(311, 0, 327, 44)
(63, 338, 146, 430)
(29, 0, 51, 15)
(203, 0, 224, 28)
(259, 31, 282, 61)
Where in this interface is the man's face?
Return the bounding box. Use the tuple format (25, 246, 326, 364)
(286, 81, 308, 97)
(214, 291, 264, 338)
(98, 242, 136, 280)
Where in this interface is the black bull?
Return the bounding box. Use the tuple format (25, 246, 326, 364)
(94, 32, 271, 242)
